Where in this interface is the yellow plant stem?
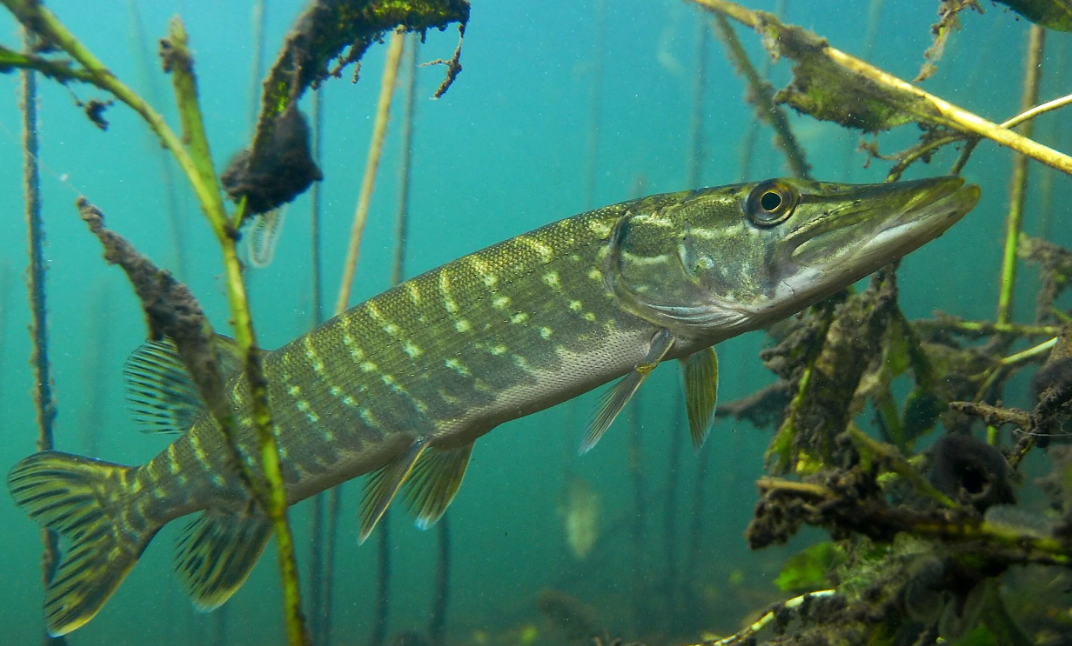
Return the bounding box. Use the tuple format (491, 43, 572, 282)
(998, 25, 1045, 326)
(335, 30, 406, 315)
(690, 0, 1072, 176)
(844, 423, 958, 510)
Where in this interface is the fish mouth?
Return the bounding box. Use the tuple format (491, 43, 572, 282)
(841, 176, 980, 269)
(788, 176, 980, 271)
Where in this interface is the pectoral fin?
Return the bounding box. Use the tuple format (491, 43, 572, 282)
(681, 346, 719, 448)
(359, 437, 431, 543)
(402, 443, 474, 529)
(581, 328, 675, 454)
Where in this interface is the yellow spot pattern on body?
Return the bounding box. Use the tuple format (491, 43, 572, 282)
(517, 236, 553, 262)
(402, 339, 422, 358)
(455, 319, 472, 333)
(493, 296, 511, 310)
(440, 269, 459, 313)
(588, 220, 613, 238)
(542, 271, 561, 290)
(470, 257, 498, 288)
(588, 268, 602, 281)
(407, 282, 422, 305)
(361, 361, 378, 373)
(569, 300, 583, 312)
(511, 312, 529, 324)
(296, 400, 320, 423)
(445, 358, 471, 376)
(540, 327, 553, 339)
(190, 433, 208, 463)
(288, 385, 301, 397)
(343, 333, 364, 361)
(491, 345, 508, 356)
(304, 337, 325, 372)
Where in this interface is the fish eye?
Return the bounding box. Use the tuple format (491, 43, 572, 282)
(746, 180, 798, 227)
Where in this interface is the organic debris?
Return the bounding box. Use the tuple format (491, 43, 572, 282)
(916, 1, 983, 82)
(246, 0, 470, 200)
(994, 0, 1072, 32)
(222, 106, 322, 215)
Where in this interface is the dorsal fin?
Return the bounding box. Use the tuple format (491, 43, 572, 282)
(123, 336, 243, 434)
(402, 443, 474, 529)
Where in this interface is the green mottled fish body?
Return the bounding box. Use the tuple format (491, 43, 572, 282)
(8, 177, 980, 636)
(149, 196, 669, 518)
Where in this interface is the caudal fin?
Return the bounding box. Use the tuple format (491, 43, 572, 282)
(7, 451, 158, 636)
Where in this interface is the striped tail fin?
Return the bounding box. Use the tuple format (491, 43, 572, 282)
(7, 451, 160, 636)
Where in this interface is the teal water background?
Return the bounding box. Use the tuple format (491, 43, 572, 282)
(0, 1, 1069, 644)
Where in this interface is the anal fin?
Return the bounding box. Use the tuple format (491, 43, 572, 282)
(403, 443, 474, 529)
(174, 508, 272, 611)
(682, 346, 719, 448)
(581, 328, 675, 454)
(359, 437, 431, 543)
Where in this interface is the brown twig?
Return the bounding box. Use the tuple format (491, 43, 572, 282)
(713, 13, 811, 180)
(21, 28, 65, 646)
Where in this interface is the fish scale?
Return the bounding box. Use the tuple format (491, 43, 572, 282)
(6, 177, 980, 636)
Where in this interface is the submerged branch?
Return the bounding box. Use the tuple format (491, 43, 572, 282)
(712, 14, 810, 179)
(248, 0, 469, 176)
(689, 0, 1072, 175)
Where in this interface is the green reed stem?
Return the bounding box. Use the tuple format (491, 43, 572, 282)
(997, 25, 1045, 325)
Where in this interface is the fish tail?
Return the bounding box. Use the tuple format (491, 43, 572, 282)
(7, 451, 159, 637)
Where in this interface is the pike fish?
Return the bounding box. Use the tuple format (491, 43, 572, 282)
(8, 176, 979, 636)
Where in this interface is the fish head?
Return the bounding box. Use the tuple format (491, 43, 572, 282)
(605, 176, 980, 339)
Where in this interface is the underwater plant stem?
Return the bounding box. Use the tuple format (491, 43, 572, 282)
(334, 30, 405, 314)
(914, 319, 1059, 338)
(321, 486, 342, 646)
(681, 590, 836, 646)
(997, 25, 1045, 326)
(693, 0, 1072, 176)
(583, 0, 606, 209)
(734, 0, 784, 183)
(713, 14, 811, 180)
(308, 87, 326, 646)
(663, 396, 683, 628)
(687, 16, 707, 189)
(844, 424, 958, 509)
(249, 0, 267, 130)
(21, 28, 65, 646)
(430, 514, 451, 646)
(163, 19, 308, 645)
(370, 513, 391, 646)
(628, 398, 646, 635)
(393, 34, 418, 288)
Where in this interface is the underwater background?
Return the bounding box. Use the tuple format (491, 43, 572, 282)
(0, 1, 1070, 644)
